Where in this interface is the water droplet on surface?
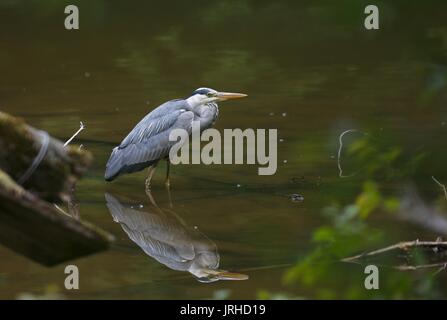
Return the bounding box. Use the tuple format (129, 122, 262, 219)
(269, 112, 274, 116)
(236, 184, 241, 188)
(84, 72, 91, 78)
(282, 113, 287, 117)
(279, 138, 284, 142)
(283, 160, 288, 164)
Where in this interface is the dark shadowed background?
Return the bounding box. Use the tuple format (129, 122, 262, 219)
(1, 0, 447, 299)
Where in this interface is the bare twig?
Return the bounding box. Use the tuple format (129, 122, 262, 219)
(338, 129, 358, 178)
(395, 262, 447, 272)
(64, 121, 85, 147)
(53, 204, 71, 217)
(432, 176, 447, 200)
(342, 240, 447, 262)
(431, 263, 447, 276)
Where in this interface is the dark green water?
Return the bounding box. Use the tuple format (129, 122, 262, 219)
(1, 0, 447, 299)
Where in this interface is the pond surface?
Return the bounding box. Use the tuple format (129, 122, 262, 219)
(1, 0, 447, 299)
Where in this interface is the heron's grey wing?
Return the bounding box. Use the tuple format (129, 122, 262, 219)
(105, 194, 196, 265)
(105, 107, 194, 180)
(119, 99, 188, 149)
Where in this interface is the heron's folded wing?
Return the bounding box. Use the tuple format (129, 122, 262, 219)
(124, 111, 191, 162)
(105, 193, 196, 262)
(105, 109, 194, 179)
(119, 100, 189, 149)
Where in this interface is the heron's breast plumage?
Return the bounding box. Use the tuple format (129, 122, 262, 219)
(192, 102, 219, 129)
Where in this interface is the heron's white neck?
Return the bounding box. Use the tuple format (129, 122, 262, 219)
(186, 94, 204, 108)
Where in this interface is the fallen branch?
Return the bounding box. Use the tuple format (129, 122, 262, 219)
(0, 169, 113, 266)
(432, 176, 447, 200)
(0, 112, 92, 202)
(342, 240, 447, 262)
(395, 262, 447, 271)
(0, 112, 112, 266)
(432, 263, 447, 276)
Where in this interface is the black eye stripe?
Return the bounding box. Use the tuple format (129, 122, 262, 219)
(192, 88, 214, 95)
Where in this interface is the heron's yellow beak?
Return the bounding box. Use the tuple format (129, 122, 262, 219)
(205, 268, 249, 281)
(217, 92, 247, 101)
(215, 270, 249, 281)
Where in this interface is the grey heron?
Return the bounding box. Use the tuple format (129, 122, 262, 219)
(104, 88, 247, 188)
(105, 192, 248, 282)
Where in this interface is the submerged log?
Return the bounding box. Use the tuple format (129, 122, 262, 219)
(0, 112, 113, 266)
(0, 169, 113, 266)
(0, 111, 92, 202)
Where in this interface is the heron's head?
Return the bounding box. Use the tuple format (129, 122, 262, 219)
(186, 87, 247, 107)
(188, 251, 248, 283)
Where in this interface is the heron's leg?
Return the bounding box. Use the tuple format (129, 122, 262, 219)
(145, 188, 160, 209)
(165, 159, 171, 187)
(165, 159, 173, 208)
(145, 164, 157, 191)
(145, 165, 161, 208)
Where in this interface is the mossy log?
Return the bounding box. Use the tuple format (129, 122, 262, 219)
(0, 112, 113, 266)
(0, 111, 92, 202)
(0, 170, 113, 266)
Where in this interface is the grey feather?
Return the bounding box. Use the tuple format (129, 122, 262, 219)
(104, 99, 194, 181)
(119, 100, 187, 148)
(105, 193, 219, 273)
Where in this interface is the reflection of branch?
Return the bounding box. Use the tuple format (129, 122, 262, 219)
(342, 240, 447, 262)
(64, 121, 85, 147)
(53, 204, 71, 217)
(338, 129, 357, 178)
(432, 263, 447, 277)
(395, 262, 447, 271)
(432, 176, 447, 200)
(54, 185, 80, 220)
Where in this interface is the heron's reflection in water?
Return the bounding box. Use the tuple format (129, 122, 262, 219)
(105, 192, 248, 283)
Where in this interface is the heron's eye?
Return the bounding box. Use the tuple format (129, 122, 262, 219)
(206, 92, 215, 98)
